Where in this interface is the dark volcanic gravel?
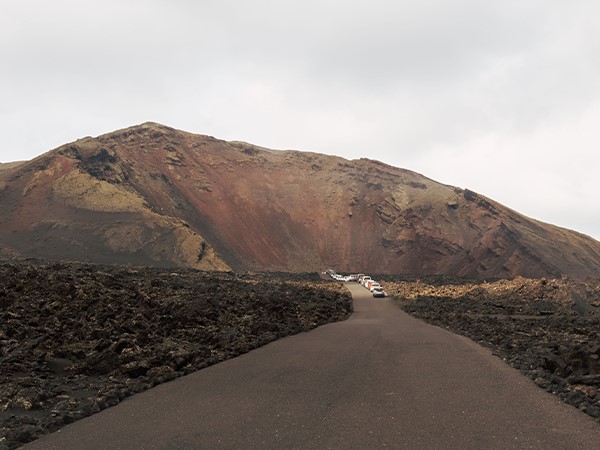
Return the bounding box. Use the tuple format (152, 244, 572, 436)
(387, 276, 600, 423)
(0, 263, 352, 449)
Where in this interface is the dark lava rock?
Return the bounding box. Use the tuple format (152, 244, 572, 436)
(389, 276, 600, 425)
(0, 263, 352, 449)
(586, 404, 600, 418)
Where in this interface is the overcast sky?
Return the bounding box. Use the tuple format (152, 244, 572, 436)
(2, 1, 599, 241)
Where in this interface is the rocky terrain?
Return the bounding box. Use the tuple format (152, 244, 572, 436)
(387, 276, 600, 422)
(2, 122, 600, 279)
(0, 263, 352, 449)
(3, 263, 600, 448)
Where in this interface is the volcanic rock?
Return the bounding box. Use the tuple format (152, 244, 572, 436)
(0, 263, 352, 449)
(1, 122, 600, 279)
(388, 275, 600, 423)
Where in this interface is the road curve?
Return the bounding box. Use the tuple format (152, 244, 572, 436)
(26, 283, 600, 449)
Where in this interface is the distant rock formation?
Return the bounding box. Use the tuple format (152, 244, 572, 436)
(1, 122, 599, 279)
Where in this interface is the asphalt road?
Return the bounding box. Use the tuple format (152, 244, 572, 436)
(27, 283, 600, 449)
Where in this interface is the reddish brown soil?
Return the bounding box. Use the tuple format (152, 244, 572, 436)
(1, 122, 600, 279)
(0, 263, 352, 449)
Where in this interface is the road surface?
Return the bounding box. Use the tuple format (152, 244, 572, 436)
(26, 283, 600, 449)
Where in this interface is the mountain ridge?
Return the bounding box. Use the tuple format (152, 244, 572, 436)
(1, 122, 599, 279)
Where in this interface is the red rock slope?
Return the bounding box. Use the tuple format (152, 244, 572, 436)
(1, 122, 599, 279)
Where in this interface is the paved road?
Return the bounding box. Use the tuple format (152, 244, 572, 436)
(27, 283, 600, 449)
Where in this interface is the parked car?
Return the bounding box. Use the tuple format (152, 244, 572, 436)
(332, 274, 351, 282)
(361, 276, 372, 287)
(372, 286, 386, 298)
(369, 282, 382, 292)
(366, 280, 378, 290)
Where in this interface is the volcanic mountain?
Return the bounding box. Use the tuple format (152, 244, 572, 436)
(1, 122, 600, 279)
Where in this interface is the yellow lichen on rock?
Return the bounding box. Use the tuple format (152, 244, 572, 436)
(171, 224, 231, 271)
(96, 215, 231, 271)
(103, 224, 149, 252)
(53, 169, 147, 212)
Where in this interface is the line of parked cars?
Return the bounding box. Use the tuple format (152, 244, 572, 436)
(325, 270, 387, 298)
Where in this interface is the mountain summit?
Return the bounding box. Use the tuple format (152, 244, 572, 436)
(1, 122, 599, 279)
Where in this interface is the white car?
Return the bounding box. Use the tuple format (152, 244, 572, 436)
(372, 286, 386, 298)
(369, 282, 382, 292)
(366, 280, 378, 290)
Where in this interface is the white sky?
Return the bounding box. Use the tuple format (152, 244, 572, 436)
(2, 0, 599, 241)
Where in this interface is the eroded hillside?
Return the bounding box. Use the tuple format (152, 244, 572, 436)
(1, 122, 599, 278)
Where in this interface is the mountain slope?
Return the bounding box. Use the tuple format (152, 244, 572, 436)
(1, 122, 599, 279)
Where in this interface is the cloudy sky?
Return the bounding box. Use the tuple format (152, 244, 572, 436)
(2, 1, 599, 241)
